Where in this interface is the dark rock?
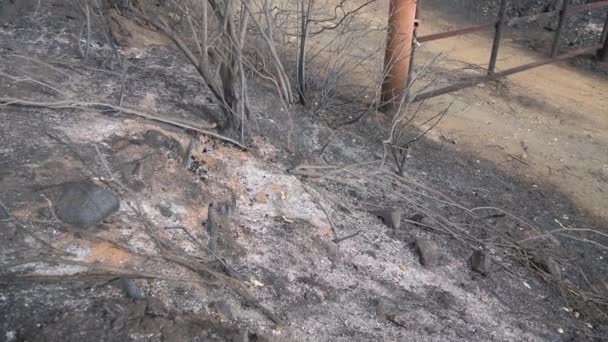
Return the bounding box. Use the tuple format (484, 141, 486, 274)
(55, 180, 120, 229)
(470, 250, 491, 275)
(143, 130, 183, 155)
(415, 239, 440, 267)
(0, 204, 9, 220)
(158, 203, 173, 218)
(410, 213, 425, 223)
(246, 332, 272, 342)
(118, 277, 145, 300)
(145, 297, 168, 317)
(370, 208, 402, 229)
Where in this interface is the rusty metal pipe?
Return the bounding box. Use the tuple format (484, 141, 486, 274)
(405, 0, 421, 90)
(381, 0, 417, 111)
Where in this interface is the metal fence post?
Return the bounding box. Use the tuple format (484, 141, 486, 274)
(381, 0, 417, 112)
(406, 0, 421, 90)
(599, 11, 608, 62)
(488, 0, 508, 75)
(551, 0, 570, 57)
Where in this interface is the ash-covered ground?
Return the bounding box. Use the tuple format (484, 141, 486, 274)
(1, 1, 607, 341)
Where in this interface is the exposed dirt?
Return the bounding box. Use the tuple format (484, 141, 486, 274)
(1, 1, 607, 342)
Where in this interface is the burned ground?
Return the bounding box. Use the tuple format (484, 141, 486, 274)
(1, 1, 607, 341)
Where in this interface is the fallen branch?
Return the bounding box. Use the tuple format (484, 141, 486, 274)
(332, 230, 360, 244)
(301, 182, 338, 239)
(0, 97, 247, 149)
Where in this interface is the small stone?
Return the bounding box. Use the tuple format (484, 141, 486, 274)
(410, 213, 435, 227)
(145, 297, 168, 317)
(143, 130, 183, 156)
(470, 250, 491, 275)
(158, 203, 173, 218)
(410, 213, 425, 222)
(0, 204, 9, 220)
(55, 180, 120, 229)
(370, 208, 402, 229)
(415, 239, 440, 267)
(118, 277, 145, 300)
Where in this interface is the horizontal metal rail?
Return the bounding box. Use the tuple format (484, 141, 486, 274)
(417, 0, 608, 43)
(413, 45, 602, 102)
(417, 23, 494, 43)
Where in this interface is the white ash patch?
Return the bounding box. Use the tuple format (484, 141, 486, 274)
(234, 159, 330, 233)
(11, 262, 88, 276)
(62, 114, 129, 143)
(63, 243, 92, 261)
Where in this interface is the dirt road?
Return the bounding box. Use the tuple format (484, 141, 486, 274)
(404, 5, 608, 223)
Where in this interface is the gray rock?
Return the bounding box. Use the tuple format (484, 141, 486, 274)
(410, 213, 434, 227)
(470, 250, 491, 275)
(145, 297, 168, 317)
(158, 203, 173, 218)
(415, 239, 440, 267)
(0, 204, 9, 220)
(55, 180, 120, 229)
(410, 213, 425, 223)
(370, 208, 402, 229)
(143, 130, 182, 155)
(119, 277, 145, 300)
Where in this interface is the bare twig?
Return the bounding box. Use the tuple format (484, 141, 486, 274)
(301, 182, 338, 239)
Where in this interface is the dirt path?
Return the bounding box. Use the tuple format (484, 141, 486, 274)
(402, 6, 608, 223)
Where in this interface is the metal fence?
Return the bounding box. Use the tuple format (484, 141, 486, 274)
(410, 0, 608, 102)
